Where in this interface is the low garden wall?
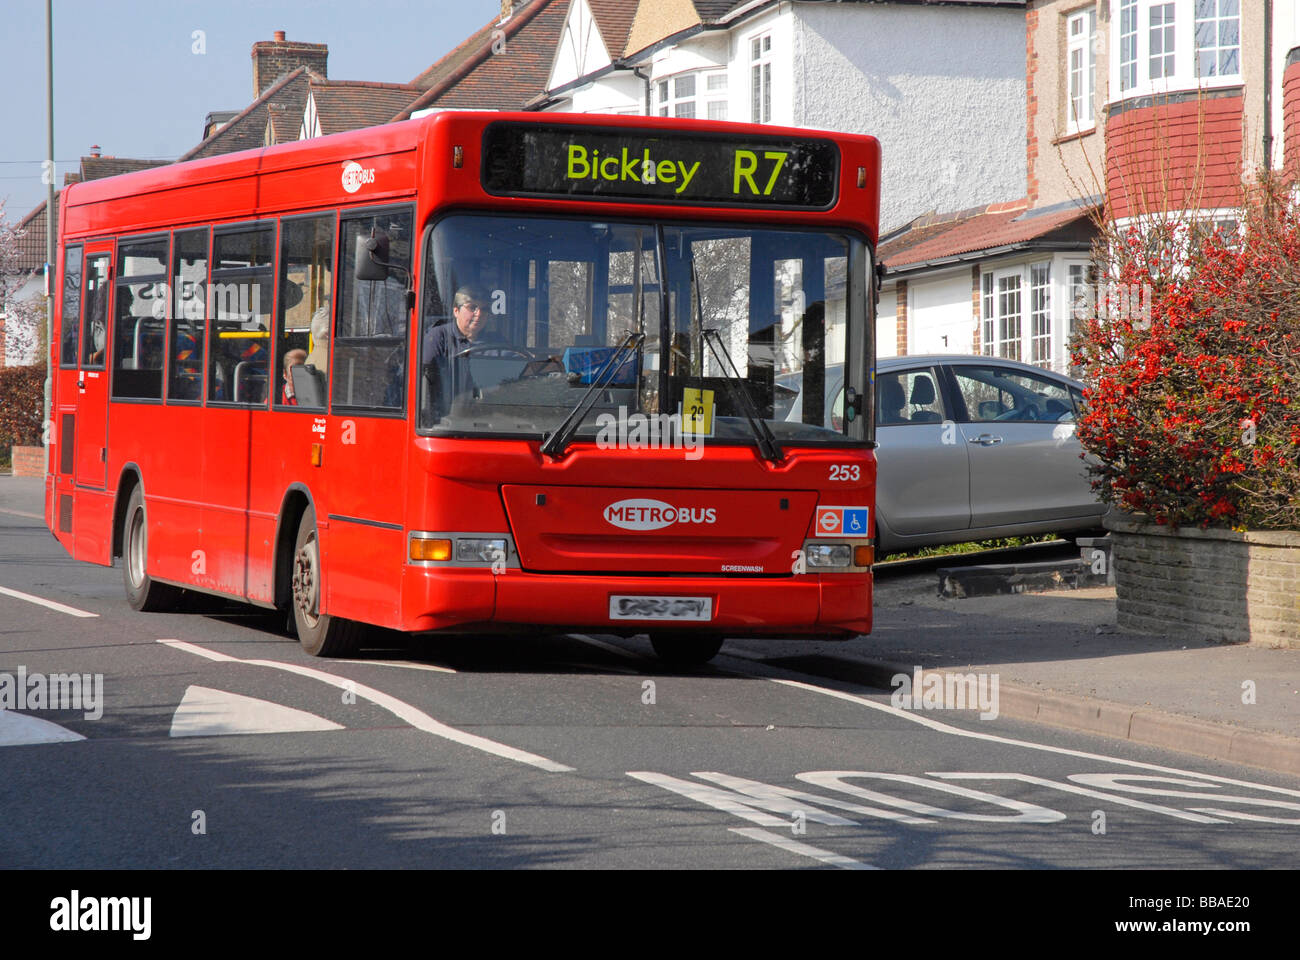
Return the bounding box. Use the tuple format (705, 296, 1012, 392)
(1106, 514, 1300, 648)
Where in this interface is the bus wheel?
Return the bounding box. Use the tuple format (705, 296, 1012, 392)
(649, 633, 724, 666)
(291, 506, 362, 657)
(122, 486, 182, 612)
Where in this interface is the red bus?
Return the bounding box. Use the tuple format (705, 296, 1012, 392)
(45, 111, 879, 665)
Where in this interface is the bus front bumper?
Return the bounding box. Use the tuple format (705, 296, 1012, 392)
(398, 568, 871, 639)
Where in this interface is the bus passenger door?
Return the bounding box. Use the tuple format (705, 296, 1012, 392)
(72, 246, 114, 563)
(74, 248, 113, 490)
(50, 244, 84, 556)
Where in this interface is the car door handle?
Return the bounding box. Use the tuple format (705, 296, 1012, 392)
(968, 434, 1003, 446)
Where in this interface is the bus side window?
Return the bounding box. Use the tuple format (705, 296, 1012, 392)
(208, 223, 274, 406)
(168, 229, 209, 404)
(275, 215, 334, 409)
(332, 207, 413, 414)
(59, 246, 83, 368)
(113, 235, 169, 401)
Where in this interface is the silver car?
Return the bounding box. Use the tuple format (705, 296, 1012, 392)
(781, 356, 1104, 554)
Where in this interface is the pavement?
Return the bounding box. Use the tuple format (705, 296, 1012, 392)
(2, 472, 1298, 777)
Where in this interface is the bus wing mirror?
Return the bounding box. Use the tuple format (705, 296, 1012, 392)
(355, 236, 391, 281)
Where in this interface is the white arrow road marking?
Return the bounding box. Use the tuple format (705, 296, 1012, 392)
(0, 585, 98, 618)
(157, 639, 573, 773)
(170, 685, 344, 738)
(729, 828, 876, 870)
(0, 711, 86, 746)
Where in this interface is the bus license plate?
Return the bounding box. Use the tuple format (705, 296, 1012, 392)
(609, 596, 713, 621)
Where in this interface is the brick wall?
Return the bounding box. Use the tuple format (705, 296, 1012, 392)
(0, 314, 6, 367)
(1284, 52, 1300, 182)
(1105, 92, 1244, 220)
(10, 444, 44, 477)
(1106, 515, 1300, 648)
(895, 280, 908, 356)
(970, 264, 982, 354)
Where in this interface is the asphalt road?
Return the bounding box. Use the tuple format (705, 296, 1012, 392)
(2, 498, 1299, 870)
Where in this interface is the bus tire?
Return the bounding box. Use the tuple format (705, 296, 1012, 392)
(649, 633, 724, 666)
(291, 505, 362, 657)
(122, 485, 183, 612)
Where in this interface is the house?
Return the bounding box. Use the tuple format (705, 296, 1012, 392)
(3, 150, 169, 366)
(888, 0, 1299, 375)
(535, 0, 1029, 232)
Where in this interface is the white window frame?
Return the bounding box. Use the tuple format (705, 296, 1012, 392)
(1029, 261, 1053, 368)
(656, 69, 727, 119)
(1111, 0, 1241, 102)
(1066, 7, 1097, 133)
(981, 260, 1056, 366)
(751, 33, 772, 124)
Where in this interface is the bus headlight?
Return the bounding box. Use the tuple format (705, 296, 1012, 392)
(455, 538, 508, 563)
(806, 543, 853, 567)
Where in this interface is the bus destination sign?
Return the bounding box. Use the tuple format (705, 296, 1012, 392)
(481, 123, 840, 209)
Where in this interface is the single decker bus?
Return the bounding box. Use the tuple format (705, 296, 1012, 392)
(46, 111, 879, 665)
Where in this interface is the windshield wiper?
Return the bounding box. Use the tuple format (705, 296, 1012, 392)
(540, 332, 645, 458)
(701, 328, 783, 462)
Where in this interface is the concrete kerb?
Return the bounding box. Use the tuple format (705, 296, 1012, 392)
(846, 655, 1300, 777)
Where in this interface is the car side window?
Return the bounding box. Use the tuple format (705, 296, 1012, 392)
(876, 369, 943, 426)
(953, 366, 1075, 423)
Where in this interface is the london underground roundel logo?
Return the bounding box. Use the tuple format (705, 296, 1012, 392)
(341, 160, 375, 193)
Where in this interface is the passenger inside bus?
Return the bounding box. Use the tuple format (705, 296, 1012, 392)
(281, 348, 308, 405)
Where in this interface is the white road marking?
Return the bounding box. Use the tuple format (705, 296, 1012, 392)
(157, 639, 573, 773)
(170, 685, 344, 738)
(763, 676, 1300, 800)
(629, 771, 793, 827)
(728, 827, 876, 870)
(334, 659, 456, 674)
(0, 507, 43, 521)
(931, 773, 1229, 824)
(0, 585, 98, 618)
(157, 639, 239, 662)
(0, 710, 86, 746)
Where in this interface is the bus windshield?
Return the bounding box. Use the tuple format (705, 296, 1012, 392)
(418, 214, 869, 447)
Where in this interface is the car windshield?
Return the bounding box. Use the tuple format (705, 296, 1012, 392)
(418, 214, 870, 447)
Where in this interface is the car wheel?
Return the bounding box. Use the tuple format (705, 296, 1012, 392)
(122, 485, 184, 612)
(649, 633, 724, 666)
(291, 505, 364, 657)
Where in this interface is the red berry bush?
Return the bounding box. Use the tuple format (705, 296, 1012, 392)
(1071, 177, 1300, 530)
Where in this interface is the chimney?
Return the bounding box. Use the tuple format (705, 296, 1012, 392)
(251, 31, 328, 99)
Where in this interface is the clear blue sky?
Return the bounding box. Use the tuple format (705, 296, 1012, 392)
(1, 0, 504, 220)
